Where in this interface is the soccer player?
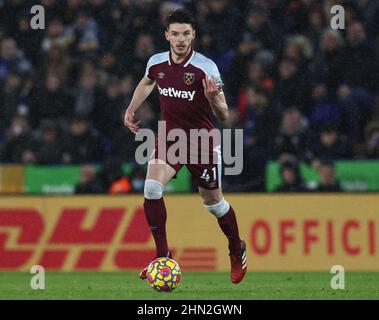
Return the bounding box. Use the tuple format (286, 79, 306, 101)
(123, 9, 247, 284)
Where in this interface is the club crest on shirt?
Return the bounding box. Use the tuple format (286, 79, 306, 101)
(184, 72, 195, 85)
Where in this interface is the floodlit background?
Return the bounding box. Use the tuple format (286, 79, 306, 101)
(0, 0, 378, 299)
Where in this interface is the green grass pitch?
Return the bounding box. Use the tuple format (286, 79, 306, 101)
(0, 272, 378, 300)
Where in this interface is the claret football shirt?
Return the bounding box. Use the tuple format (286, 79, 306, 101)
(145, 49, 223, 133)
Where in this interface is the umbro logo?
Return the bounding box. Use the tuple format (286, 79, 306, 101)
(158, 72, 165, 79)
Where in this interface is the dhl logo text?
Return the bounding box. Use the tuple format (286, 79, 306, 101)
(0, 208, 217, 271)
(0, 195, 378, 271)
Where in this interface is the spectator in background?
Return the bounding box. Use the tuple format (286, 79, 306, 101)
(200, 0, 242, 58)
(276, 58, 311, 114)
(40, 19, 70, 54)
(337, 84, 375, 143)
(243, 4, 280, 53)
(280, 0, 309, 34)
(311, 30, 345, 92)
(129, 166, 147, 193)
(88, 0, 116, 51)
(235, 60, 275, 103)
(42, 44, 71, 85)
(246, 61, 269, 90)
(193, 0, 208, 26)
(98, 51, 120, 79)
(309, 83, 342, 131)
(120, 75, 135, 106)
(0, 68, 35, 131)
(239, 86, 279, 144)
(98, 157, 131, 194)
(315, 160, 342, 192)
(75, 58, 99, 87)
(64, 115, 103, 164)
(0, 71, 22, 130)
(62, 0, 84, 24)
(66, 8, 100, 58)
(228, 4, 277, 97)
(0, 116, 38, 163)
(111, 101, 155, 161)
(305, 4, 327, 53)
(17, 73, 40, 128)
(92, 76, 124, 138)
(157, 2, 184, 37)
(36, 120, 68, 164)
(39, 0, 63, 22)
(228, 39, 257, 99)
(312, 23, 376, 141)
(75, 164, 104, 194)
(134, 101, 157, 131)
(74, 67, 99, 116)
(343, 21, 377, 93)
(111, 111, 138, 162)
(0, 0, 29, 35)
(341, 1, 363, 26)
(272, 108, 311, 161)
(114, 0, 157, 57)
(33, 73, 74, 126)
(128, 33, 155, 79)
(275, 158, 308, 192)
(0, 37, 33, 83)
(13, 14, 43, 66)
(224, 128, 267, 192)
(310, 125, 353, 165)
(283, 35, 314, 73)
(365, 121, 379, 159)
(362, 0, 379, 40)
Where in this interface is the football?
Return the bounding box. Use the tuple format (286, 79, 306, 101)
(146, 257, 182, 292)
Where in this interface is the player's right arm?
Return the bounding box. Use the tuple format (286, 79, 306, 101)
(124, 75, 156, 134)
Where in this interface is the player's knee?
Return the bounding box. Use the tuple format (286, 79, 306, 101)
(144, 179, 164, 200)
(204, 198, 230, 218)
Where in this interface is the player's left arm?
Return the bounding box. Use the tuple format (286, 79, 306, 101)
(202, 75, 228, 122)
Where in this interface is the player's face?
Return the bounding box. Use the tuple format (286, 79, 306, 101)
(165, 23, 195, 57)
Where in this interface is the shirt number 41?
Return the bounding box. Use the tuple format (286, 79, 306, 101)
(200, 167, 217, 183)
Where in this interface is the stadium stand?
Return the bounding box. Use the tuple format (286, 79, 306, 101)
(0, 0, 378, 193)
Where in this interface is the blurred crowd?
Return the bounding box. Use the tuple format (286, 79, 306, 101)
(0, 0, 378, 192)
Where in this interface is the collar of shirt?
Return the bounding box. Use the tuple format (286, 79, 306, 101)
(169, 48, 195, 67)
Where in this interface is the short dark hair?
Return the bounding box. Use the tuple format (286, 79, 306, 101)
(280, 159, 299, 174)
(165, 9, 195, 30)
(320, 159, 335, 169)
(320, 123, 338, 134)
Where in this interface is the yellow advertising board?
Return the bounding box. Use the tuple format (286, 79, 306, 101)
(0, 194, 377, 271)
(0, 165, 24, 193)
